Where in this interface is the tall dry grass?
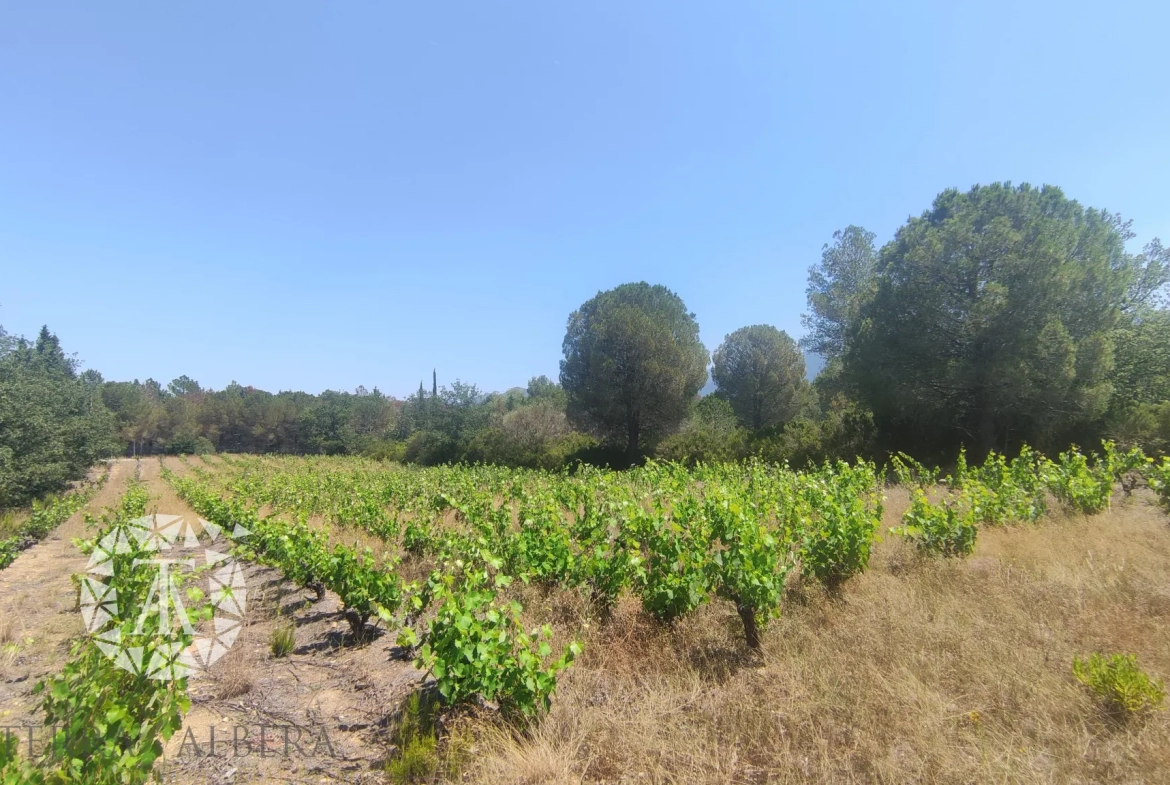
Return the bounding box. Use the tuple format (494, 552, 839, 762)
(457, 493, 1170, 784)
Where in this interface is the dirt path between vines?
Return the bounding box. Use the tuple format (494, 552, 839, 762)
(146, 457, 423, 785)
(1, 458, 422, 784)
(0, 458, 134, 729)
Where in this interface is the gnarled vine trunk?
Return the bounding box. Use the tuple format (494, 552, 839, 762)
(737, 603, 761, 649)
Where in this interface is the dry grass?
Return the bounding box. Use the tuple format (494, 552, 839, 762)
(0, 616, 18, 669)
(0, 509, 30, 540)
(457, 493, 1170, 784)
(214, 648, 254, 700)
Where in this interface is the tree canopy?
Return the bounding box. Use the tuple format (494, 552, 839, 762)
(843, 183, 1149, 456)
(0, 326, 119, 508)
(713, 325, 807, 431)
(560, 282, 709, 461)
(801, 226, 877, 359)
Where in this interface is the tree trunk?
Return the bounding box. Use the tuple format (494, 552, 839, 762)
(343, 608, 369, 640)
(737, 603, 761, 649)
(626, 417, 640, 466)
(979, 406, 997, 457)
(309, 581, 326, 602)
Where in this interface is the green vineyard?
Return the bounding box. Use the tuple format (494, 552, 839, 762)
(3, 444, 1167, 783)
(168, 443, 1166, 720)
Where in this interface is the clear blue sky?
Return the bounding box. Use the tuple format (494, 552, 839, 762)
(2, 2, 1167, 397)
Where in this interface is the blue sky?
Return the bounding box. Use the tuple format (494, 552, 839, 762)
(2, 1, 1167, 397)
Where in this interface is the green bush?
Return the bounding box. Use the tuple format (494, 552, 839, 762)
(407, 565, 581, 719)
(1146, 457, 1170, 512)
(892, 488, 977, 557)
(655, 395, 749, 466)
(403, 430, 459, 466)
(756, 396, 878, 469)
(362, 439, 407, 462)
(1073, 653, 1166, 717)
(0, 483, 189, 785)
(165, 431, 215, 455)
(797, 461, 883, 587)
(1105, 401, 1170, 458)
(634, 494, 711, 620)
(1046, 447, 1113, 514)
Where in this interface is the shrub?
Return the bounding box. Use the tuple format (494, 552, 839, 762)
(635, 495, 711, 620)
(1073, 653, 1166, 717)
(893, 488, 977, 557)
(797, 461, 883, 588)
(1103, 440, 1152, 497)
(363, 439, 407, 462)
(704, 486, 791, 648)
(656, 396, 750, 466)
(408, 566, 581, 719)
(1144, 457, 1170, 512)
(1046, 447, 1113, 514)
(165, 431, 215, 455)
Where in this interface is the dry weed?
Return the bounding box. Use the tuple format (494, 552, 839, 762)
(215, 649, 254, 699)
(456, 497, 1170, 784)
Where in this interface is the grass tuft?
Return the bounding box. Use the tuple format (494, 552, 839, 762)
(269, 622, 296, 659)
(386, 692, 440, 784)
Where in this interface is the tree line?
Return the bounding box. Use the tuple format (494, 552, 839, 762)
(3, 181, 1167, 510)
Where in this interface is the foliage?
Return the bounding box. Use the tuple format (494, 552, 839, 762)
(1104, 401, 1170, 458)
(1146, 457, 1170, 512)
(409, 564, 581, 719)
(0, 483, 189, 784)
(753, 395, 877, 469)
(0, 326, 118, 509)
(797, 461, 883, 588)
(655, 396, 749, 466)
(634, 493, 711, 621)
(801, 225, 878, 359)
(1073, 653, 1166, 717)
(959, 446, 1049, 524)
(172, 474, 404, 636)
(1109, 308, 1170, 412)
(704, 484, 792, 647)
(1046, 446, 1113, 514)
(560, 282, 709, 462)
(328, 545, 403, 638)
(1102, 440, 1152, 496)
(712, 325, 808, 431)
(0, 471, 105, 570)
(892, 489, 977, 557)
(841, 183, 1144, 458)
(890, 452, 942, 488)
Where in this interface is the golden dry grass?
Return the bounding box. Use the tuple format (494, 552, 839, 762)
(458, 492, 1170, 785)
(214, 648, 254, 700)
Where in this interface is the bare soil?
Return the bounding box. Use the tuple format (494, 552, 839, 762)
(0, 459, 132, 728)
(1, 458, 425, 785)
(144, 458, 425, 785)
